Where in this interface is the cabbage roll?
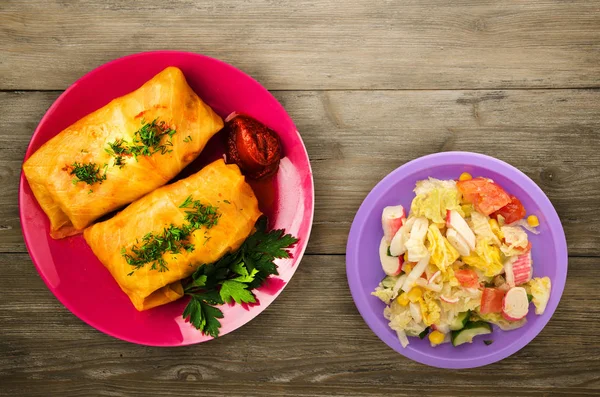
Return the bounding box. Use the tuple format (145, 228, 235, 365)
(84, 159, 261, 311)
(23, 67, 224, 238)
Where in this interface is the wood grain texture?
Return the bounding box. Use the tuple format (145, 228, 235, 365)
(0, 254, 598, 396)
(1, 0, 600, 90)
(2, 89, 599, 255)
(2, 1, 600, 394)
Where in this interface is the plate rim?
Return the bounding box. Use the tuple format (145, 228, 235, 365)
(345, 151, 568, 368)
(18, 50, 315, 346)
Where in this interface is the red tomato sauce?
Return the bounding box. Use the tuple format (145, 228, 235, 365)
(226, 114, 282, 180)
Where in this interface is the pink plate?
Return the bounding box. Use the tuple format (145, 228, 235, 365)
(19, 51, 314, 346)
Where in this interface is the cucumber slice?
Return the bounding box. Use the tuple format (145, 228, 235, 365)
(381, 276, 398, 288)
(449, 311, 470, 331)
(451, 321, 493, 347)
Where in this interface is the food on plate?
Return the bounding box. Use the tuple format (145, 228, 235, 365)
(84, 159, 297, 337)
(23, 67, 224, 238)
(371, 174, 551, 348)
(182, 215, 298, 337)
(84, 159, 261, 311)
(226, 114, 282, 179)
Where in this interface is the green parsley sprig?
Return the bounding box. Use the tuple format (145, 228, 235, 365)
(182, 217, 298, 338)
(105, 118, 177, 168)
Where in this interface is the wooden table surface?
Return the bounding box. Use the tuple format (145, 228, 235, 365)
(1, 1, 600, 395)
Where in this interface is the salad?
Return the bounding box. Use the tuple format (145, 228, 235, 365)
(372, 173, 552, 348)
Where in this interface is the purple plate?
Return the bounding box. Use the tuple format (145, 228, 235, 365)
(346, 152, 568, 369)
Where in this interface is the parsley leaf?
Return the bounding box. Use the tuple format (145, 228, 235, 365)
(219, 280, 256, 304)
(244, 229, 299, 259)
(182, 295, 224, 338)
(230, 262, 259, 283)
(181, 217, 298, 338)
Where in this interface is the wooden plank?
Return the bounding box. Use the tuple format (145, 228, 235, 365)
(0, 254, 598, 396)
(1, 89, 599, 255)
(1, 0, 599, 90)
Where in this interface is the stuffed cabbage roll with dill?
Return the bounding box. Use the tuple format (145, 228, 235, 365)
(83, 159, 262, 311)
(23, 67, 223, 239)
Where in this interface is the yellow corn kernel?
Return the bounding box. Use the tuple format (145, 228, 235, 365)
(459, 172, 472, 181)
(489, 218, 504, 239)
(408, 286, 423, 302)
(527, 215, 539, 227)
(461, 203, 474, 217)
(396, 293, 410, 306)
(404, 252, 409, 262)
(428, 330, 445, 345)
(403, 263, 413, 274)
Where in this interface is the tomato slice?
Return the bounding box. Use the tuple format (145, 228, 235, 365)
(480, 288, 506, 314)
(455, 269, 480, 288)
(457, 177, 511, 215)
(492, 195, 526, 224)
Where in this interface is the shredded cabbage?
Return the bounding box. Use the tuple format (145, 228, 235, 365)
(440, 286, 482, 313)
(411, 178, 464, 223)
(510, 219, 541, 235)
(528, 277, 551, 315)
(462, 238, 504, 277)
(420, 291, 442, 326)
(388, 301, 426, 337)
(461, 203, 474, 217)
(501, 225, 529, 256)
(396, 329, 410, 348)
(479, 312, 527, 331)
(414, 177, 458, 196)
(441, 265, 460, 287)
(470, 211, 501, 246)
(372, 284, 395, 305)
(426, 224, 460, 271)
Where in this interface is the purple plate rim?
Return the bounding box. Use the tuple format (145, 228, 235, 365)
(346, 151, 568, 369)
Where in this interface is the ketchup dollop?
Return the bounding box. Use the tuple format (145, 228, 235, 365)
(226, 114, 282, 179)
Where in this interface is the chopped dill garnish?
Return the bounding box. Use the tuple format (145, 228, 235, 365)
(183, 135, 192, 143)
(69, 162, 107, 186)
(122, 196, 220, 274)
(105, 138, 129, 168)
(123, 225, 194, 276)
(179, 195, 221, 230)
(105, 118, 176, 168)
